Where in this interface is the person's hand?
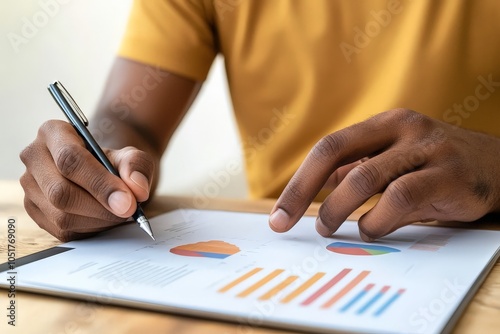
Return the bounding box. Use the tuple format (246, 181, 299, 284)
(269, 109, 500, 241)
(20, 120, 155, 241)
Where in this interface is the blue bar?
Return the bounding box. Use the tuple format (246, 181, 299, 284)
(357, 290, 385, 315)
(340, 285, 372, 313)
(373, 290, 404, 317)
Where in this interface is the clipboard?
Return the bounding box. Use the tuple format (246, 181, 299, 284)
(2, 209, 499, 334)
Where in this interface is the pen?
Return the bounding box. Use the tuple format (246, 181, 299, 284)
(47, 81, 155, 240)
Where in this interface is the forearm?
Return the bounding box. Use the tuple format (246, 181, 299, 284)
(86, 57, 203, 197)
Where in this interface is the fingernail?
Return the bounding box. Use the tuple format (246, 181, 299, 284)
(269, 209, 290, 231)
(315, 217, 332, 236)
(108, 191, 132, 215)
(130, 171, 149, 193)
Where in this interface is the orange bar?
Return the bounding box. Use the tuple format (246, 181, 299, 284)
(259, 275, 298, 300)
(218, 267, 263, 293)
(237, 269, 284, 298)
(280, 272, 326, 304)
(321, 271, 370, 309)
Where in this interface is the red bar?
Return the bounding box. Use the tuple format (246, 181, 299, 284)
(301, 268, 351, 306)
(322, 270, 371, 309)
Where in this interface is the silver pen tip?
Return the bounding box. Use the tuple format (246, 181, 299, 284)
(136, 216, 155, 240)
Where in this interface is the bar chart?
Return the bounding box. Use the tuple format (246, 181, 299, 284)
(12, 208, 500, 334)
(218, 267, 405, 317)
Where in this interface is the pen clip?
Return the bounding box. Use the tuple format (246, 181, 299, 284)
(52, 81, 89, 126)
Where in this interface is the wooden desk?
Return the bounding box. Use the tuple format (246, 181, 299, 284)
(1, 179, 500, 334)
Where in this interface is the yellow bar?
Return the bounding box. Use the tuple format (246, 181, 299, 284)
(237, 269, 284, 298)
(259, 275, 298, 300)
(280, 272, 326, 304)
(321, 271, 370, 309)
(218, 268, 263, 293)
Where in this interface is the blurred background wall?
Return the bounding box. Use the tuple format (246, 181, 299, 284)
(0, 0, 248, 199)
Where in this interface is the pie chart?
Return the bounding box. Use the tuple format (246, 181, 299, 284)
(170, 240, 240, 259)
(326, 242, 400, 256)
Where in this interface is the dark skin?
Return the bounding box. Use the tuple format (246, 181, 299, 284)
(20, 57, 201, 241)
(20, 57, 500, 242)
(270, 109, 500, 241)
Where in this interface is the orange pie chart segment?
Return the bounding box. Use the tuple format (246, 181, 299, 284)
(170, 240, 240, 259)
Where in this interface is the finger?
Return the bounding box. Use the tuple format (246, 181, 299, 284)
(21, 173, 53, 233)
(23, 195, 63, 240)
(358, 219, 401, 243)
(269, 114, 396, 232)
(357, 169, 436, 241)
(24, 180, 126, 233)
(315, 148, 423, 237)
(107, 146, 155, 203)
(23, 198, 104, 242)
(40, 121, 136, 218)
(21, 138, 126, 222)
(323, 159, 367, 190)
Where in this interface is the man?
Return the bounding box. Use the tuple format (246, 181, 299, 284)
(20, 0, 500, 242)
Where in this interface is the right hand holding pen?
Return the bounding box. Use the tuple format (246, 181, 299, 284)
(19, 120, 155, 241)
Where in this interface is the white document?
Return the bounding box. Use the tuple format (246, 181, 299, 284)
(2, 209, 500, 334)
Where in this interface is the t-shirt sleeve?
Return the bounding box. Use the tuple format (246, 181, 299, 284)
(118, 0, 217, 81)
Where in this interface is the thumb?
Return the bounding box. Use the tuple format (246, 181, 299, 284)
(107, 146, 155, 203)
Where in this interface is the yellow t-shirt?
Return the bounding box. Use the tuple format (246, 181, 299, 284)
(119, 0, 500, 199)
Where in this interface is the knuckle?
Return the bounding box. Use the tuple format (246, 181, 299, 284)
(23, 196, 38, 217)
(19, 173, 30, 190)
(21, 196, 76, 242)
(46, 181, 71, 209)
(40, 119, 58, 130)
(392, 108, 418, 121)
(87, 172, 113, 198)
(38, 120, 55, 136)
(22, 197, 50, 231)
(39, 119, 67, 135)
(386, 180, 416, 211)
(38, 120, 67, 141)
(53, 229, 75, 242)
(53, 211, 73, 234)
(311, 134, 346, 164)
(55, 231, 76, 242)
(282, 181, 309, 206)
(348, 164, 381, 197)
(394, 108, 433, 131)
(19, 142, 38, 166)
(127, 148, 156, 175)
(55, 144, 84, 177)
